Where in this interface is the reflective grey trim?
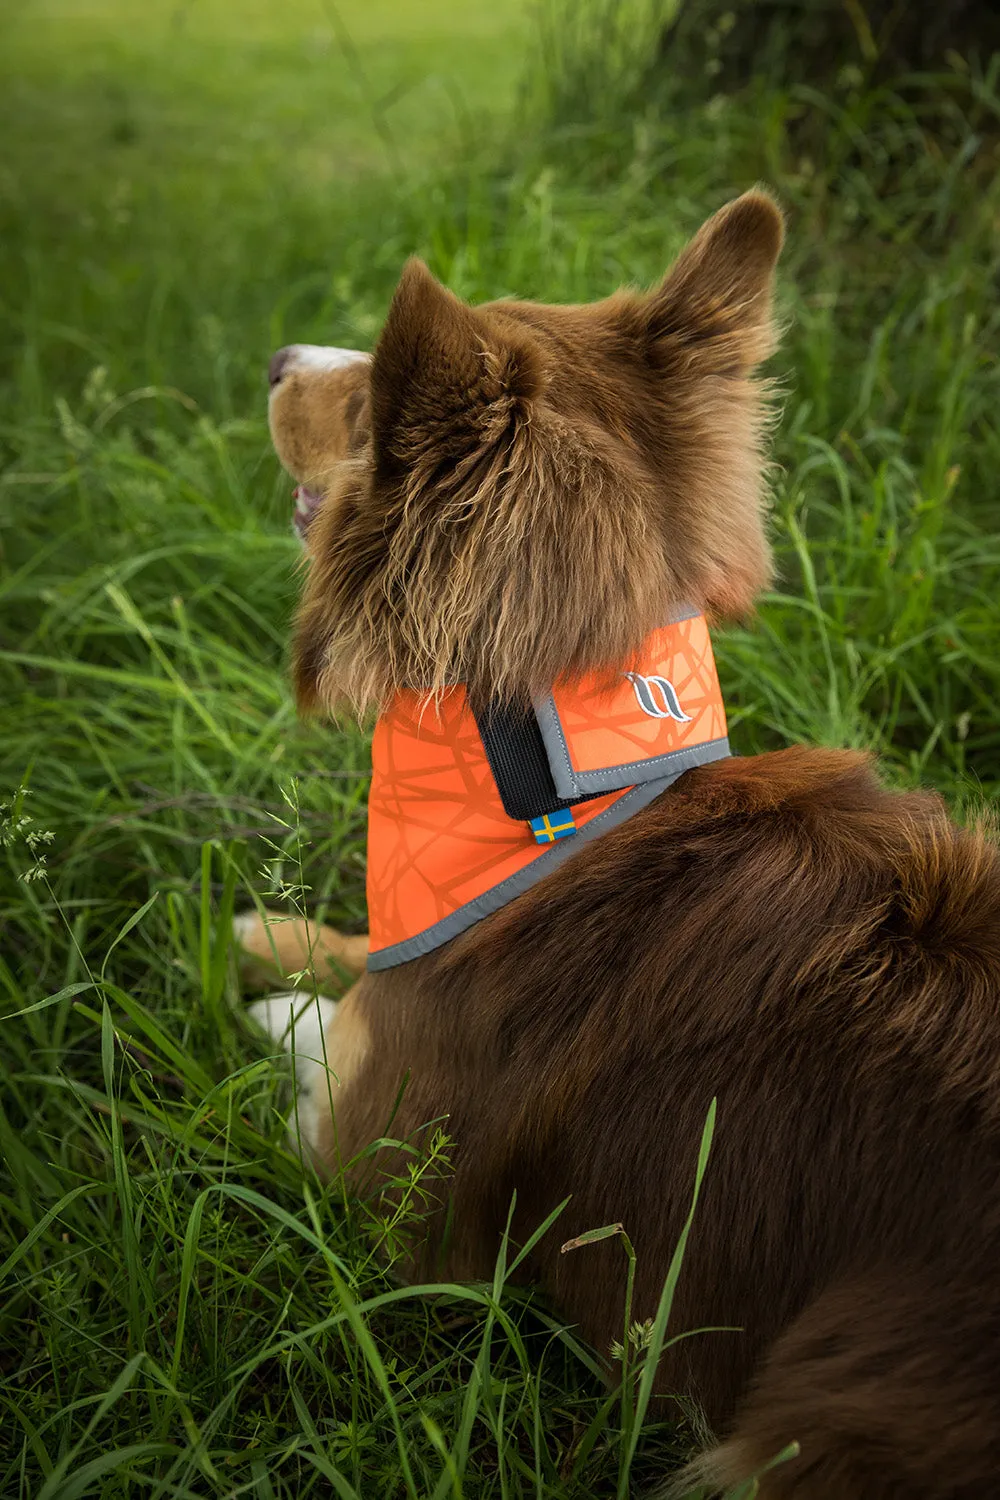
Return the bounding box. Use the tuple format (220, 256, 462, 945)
(532, 606, 714, 800)
(662, 604, 700, 624)
(535, 680, 730, 800)
(366, 741, 729, 971)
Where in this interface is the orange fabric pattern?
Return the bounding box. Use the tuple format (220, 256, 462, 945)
(366, 614, 727, 961)
(547, 613, 727, 786)
(367, 694, 624, 956)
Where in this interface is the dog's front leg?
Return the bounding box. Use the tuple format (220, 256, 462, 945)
(233, 908, 368, 989)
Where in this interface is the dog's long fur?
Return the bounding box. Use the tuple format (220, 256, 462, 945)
(261, 192, 1000, 1496)
(281, 192, 779, 716)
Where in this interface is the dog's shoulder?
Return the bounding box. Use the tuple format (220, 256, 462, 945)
(436, 747, 1000, 1087)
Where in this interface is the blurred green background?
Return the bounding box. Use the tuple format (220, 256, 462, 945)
(1, 1, 999, 1494)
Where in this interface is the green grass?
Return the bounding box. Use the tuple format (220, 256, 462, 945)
(2, 0, 1000, 1492)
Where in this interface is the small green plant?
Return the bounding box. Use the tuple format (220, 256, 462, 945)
(561, 1100, 717, 1497)
(0, 784, 54, 884)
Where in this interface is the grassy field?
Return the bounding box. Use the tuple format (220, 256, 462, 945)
(2, 0, 1000, 1493)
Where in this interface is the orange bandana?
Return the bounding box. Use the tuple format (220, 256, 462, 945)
(366, 610, 728, 968)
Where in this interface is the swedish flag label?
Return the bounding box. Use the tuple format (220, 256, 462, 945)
(529, 809, 577, 844)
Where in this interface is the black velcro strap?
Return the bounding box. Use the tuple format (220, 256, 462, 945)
(473, 699, 573, 822)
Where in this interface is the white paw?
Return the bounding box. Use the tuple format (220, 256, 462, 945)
(247, 989, 338, 1154)
(247, 989, 336, 1055)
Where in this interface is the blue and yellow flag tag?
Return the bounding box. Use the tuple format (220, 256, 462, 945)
(529, 809, 577, 845)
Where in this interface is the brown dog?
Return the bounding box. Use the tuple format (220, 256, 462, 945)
(245, 192, 1000, 1496)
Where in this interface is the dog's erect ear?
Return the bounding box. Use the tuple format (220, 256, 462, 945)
(370, 258, 543, 478)
(645, 190, 784, 373)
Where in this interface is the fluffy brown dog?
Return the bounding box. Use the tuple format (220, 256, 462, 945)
(245, 192, 1000, 1496)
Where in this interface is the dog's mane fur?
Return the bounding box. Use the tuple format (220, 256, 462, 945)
(293, 191, 782, 715)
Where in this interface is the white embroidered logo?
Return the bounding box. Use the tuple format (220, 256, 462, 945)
(623, 672, 691, 723)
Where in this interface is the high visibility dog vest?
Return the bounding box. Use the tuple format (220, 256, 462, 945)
(366, 609, 728, 969)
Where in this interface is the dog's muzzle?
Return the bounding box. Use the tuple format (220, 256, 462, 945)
(268, 344, 369, 388)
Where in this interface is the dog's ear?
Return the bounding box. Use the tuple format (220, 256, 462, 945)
(370, 258, 543, 479)
(645, 190, 784, 373)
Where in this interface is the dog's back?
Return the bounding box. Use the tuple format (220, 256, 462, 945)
(320, 745, 1000, 1488)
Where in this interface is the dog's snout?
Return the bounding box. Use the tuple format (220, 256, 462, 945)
(269, 344, 371, 389)
(268, 347, 292, 388)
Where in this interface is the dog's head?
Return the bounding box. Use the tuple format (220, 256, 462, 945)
(269, 190, 783, 717)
